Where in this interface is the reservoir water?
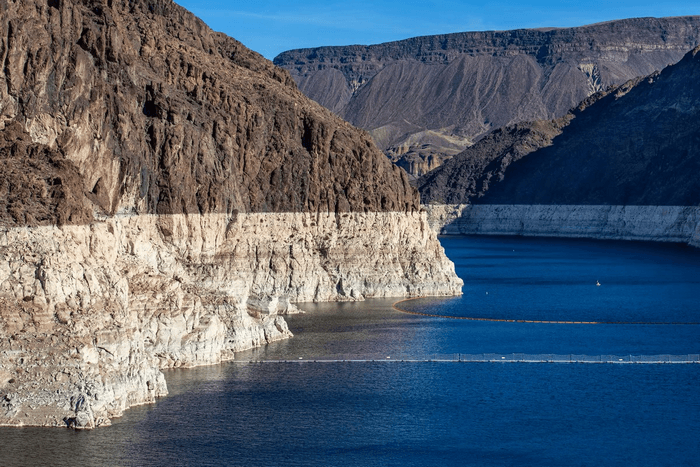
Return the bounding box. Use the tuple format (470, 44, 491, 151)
(1, 236, 699, 466)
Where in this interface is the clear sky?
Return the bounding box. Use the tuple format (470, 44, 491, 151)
(174, 0, 700, 59)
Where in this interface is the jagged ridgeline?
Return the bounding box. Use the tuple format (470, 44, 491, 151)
(0, 0, 417, 226)
(275, 17, 700, 177)
(0, 0, 461, 429)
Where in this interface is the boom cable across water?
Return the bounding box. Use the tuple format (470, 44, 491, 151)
(392, 296, 700, 325)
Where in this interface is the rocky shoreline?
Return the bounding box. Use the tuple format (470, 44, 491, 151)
(425, 204, 700, 247)
(0, 0, 464, 429)
(0, 211, 462, 428)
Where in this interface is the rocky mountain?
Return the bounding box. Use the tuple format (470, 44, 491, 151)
(0, 0, 461, 428)
(275, 17, 700, 177)
(415, 83, 629, 204)
(420, 46, 700, 245)
(416, 119, 567, 205)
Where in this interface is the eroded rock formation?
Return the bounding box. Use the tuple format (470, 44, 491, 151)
(0, 0, 461, 428)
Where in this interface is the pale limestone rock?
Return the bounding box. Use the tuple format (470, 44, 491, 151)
(0, 210, 461, 428)
(425, 204, 700, 246)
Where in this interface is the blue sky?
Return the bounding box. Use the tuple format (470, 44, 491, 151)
(175, 1, 700, 59)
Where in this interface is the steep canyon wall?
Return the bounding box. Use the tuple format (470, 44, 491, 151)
(0, 0, 462, 428)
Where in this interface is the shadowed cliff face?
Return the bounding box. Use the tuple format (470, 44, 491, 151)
(416, 119, 567, 205)
(0, 0, 417, 227)
(274, 17, 700, 177)
(415, 87, 618, 204)
(417, 46, 700, 207)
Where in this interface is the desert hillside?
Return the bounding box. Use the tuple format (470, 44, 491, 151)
(275, 17, 700, 177)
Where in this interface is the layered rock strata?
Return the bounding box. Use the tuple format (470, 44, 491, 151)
(275, 17, 700, 176)
(0, 0, 462, 428)
(425, 204, 700, 247)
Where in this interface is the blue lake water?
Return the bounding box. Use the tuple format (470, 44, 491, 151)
(1, 235, 699, 466)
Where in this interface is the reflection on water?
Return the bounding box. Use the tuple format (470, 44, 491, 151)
(1, 236, 699, 466)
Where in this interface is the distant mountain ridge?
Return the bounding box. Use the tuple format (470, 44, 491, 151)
(275, 16, 700, 177)
(418, 45, 700, 207)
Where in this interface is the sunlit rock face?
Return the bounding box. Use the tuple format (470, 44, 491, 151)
(0, 0, 461, 428)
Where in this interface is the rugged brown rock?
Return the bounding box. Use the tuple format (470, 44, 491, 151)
(275, 17, 700, 177)
(0, 0, 417, 221)
(0, 0, 461, 429)
(0, 122, 92, 225)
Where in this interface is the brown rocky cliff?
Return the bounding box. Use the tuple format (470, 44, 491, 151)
(0, 0, 417, 225)
(0, 122, 92, 225)
(0, 0, 461, 429)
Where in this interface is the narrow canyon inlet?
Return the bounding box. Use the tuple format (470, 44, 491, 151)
(1, 235, 698, 466)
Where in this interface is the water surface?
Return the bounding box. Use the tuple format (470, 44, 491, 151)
(1, 235, 699, 466)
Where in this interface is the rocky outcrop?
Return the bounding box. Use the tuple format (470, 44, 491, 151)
(1, 210, 459, 428)
(0, 0, 418, 217)
(275, 17, 700, 177)
(0, 0, 462, 428)
(426, 204, 700, 247)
